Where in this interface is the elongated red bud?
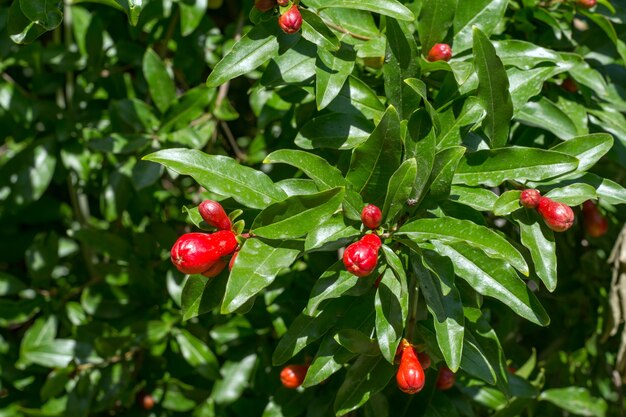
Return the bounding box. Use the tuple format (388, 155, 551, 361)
(520, 189, 541, 209)
(280, 364, 308, 389)
(278, 5, 302, 34)
(435, 366, 455, 391)
(427, 43, 452, 62)
(171, 231, 238, 275)
(582, 200, 608, 238)
(198, 200, 232, 230)
(343, 239, 379, 277)
(361, 204, 382, 229)
(576, 0, 596, 8)
(537, 197, 574, 232)
(396, 345, 425, 394)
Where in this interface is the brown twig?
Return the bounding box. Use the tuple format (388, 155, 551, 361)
(220, 121, 246, 161)
(324, 20, 372, 41)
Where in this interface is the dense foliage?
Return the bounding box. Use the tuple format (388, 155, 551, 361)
(1, 0, 626, 416)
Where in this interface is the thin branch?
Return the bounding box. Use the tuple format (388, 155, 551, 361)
(220, 120, 246, 161)
(324, 20, 372, 41)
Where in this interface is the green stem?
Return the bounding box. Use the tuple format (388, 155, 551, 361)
(405, 272, 419, 343)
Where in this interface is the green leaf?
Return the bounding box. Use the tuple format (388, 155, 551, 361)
(454, 148, 579, 187)
(508, 66, 566, 111)
(436, 97, 486, 149)
(513, 211, 557, 292)
(252, 188, 344, 239)
(295, 113, 374, 150)
(264, 149, 346, 190)
(571, 174, 626, 205)
(493, 190, 522, 216)
(304, 261, 367, 316)
(20, 316, 57, 351)
(143, 149, 286, 209)
(300, 9, 340, 51)
(417, 0, 458, 53)
(382, 158, 417, 223)
(302, 336, 356, 388)
(432, 242, 549, 326)
(0, 272, 27, 296)
(304, 0, 415, 21)
(143, 49, 176, 114)
(273, 298, 347, 365)
(397, 217, 529, 276)
(179, 0, 207, 36)
(181, 274, 229, 321)
(18, 0, 63, 30)
(21, 340, 77, 368)
(304, 214, 360, 253)
(174, 329, 220, 380)
(405, 79, 441, 133)
(221, 238, 301, 313)
(453, 0, 508, 53)
(516, 98, 577, 140)
(212, 354, 257, 405)
(333, 354, 396, 416)
(544, 183, 597, 206)
(8, 1, 48, 44)
(550, 133, 613, 174)
(450, 185, 498, 212)
(461, 319, 509, 390)
(539, 387, 607, 417)
(473, 27, 513, 148)
(335, 330, 379, 355)
(316, 43, 356, 110)
(374, 268, 407, 364)
(207, 20, 288, 88)
(415, 252, 464, 371)
(427, 146, 466, 202)
(346, 106, 402, 206)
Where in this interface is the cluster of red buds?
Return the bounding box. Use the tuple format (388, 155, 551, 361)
(254, 0, 302, 34)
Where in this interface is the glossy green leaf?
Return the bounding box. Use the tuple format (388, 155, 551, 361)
(432, 242, 549, 326)
(375, 268, 407, 363)
(221, 238, 301, 313)
(418, 0, 458, 52)
(181, 274, 229, 321)
(304, 214, 360, 252)
(264, 150, 346, 190)
(450, 185, 498, 212)
(544, 183, 597, 206)
(509, 66, 566, 111)
(144, 149, 287, 209)
(539, 387, 607, 417)
(18, 0, 63, 30)
(304, 0, 415, 21)
(300, 9, 340, 51)
(273, 298, 347, 365)
(143, 49, 176, 114)
(315, 43, 356, 110)
(179, 0, 207, 36)
(473, 27, 513, 148)
(551, 133, 613, 173)
(405, 79, 441, 133)
(21, 340, 77, 368)
(212, 354, 257, 405)
(252, 188, 344, 239)
(295, 113, 373, 150)
(335, 330, 379, 355)
(493, 190, 522, 216)
(516, 98, 577, 140)
(397, 217, 529, 275)
(333, 354, 396, 416)
(416, 252, 464, 371)
(347, 106, 402, 206)
(427, 146, 466, 202)
(453, 0, 508, 53)
(436, 97, 486, 149)
(382, 158, 417, 223)
(305, 261, 365, 316)
(454, 148, 579, 187)
(513, 211, 557, 292)
(174, 329, 220, 380)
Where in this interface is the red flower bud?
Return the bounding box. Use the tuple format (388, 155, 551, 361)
(361, 204, 383, 229)
(198, 200, 232, 230)
(171, 231, 238, 275)
(278, 5, 302, 34)
(582, 200, 608, 238)
(361, 233, 382, 250)
(343, 239, 379, 277)
(229, 250, 239, 271)
(280, 364, 308, 389)
(427, 43, 452, 62)
(254, 0, 277, 12)
(136, 392, 155, 410)
(396, 345, 425, 394)
(577, 0, 596, 8)
(202, 258, 228, 278)
(520, 189, 541, 209)
(435, 366, 456, 391)
(277, 0, 289, 6)
(537, 197, 574, 232)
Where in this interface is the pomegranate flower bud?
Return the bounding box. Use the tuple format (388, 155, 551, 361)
(343, 239, 379, 277)
(582, 200, 608, 238)
(361, 233, 382, 250)
(198, 200, 232, 230)
(361, 204, 383, 229)
(254, 0, 277, 12)
(577, 0, 596, 8)
(278, 5, 302, 34)
(171, 231, 238, 275)
(520, 189, 541, 209)
(435, 366, 456, 391)
(280, 364, 308, 389)
(396, 345, 425, 394)
(537, 197, 574, 232)
(427, 43, 452, 62)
